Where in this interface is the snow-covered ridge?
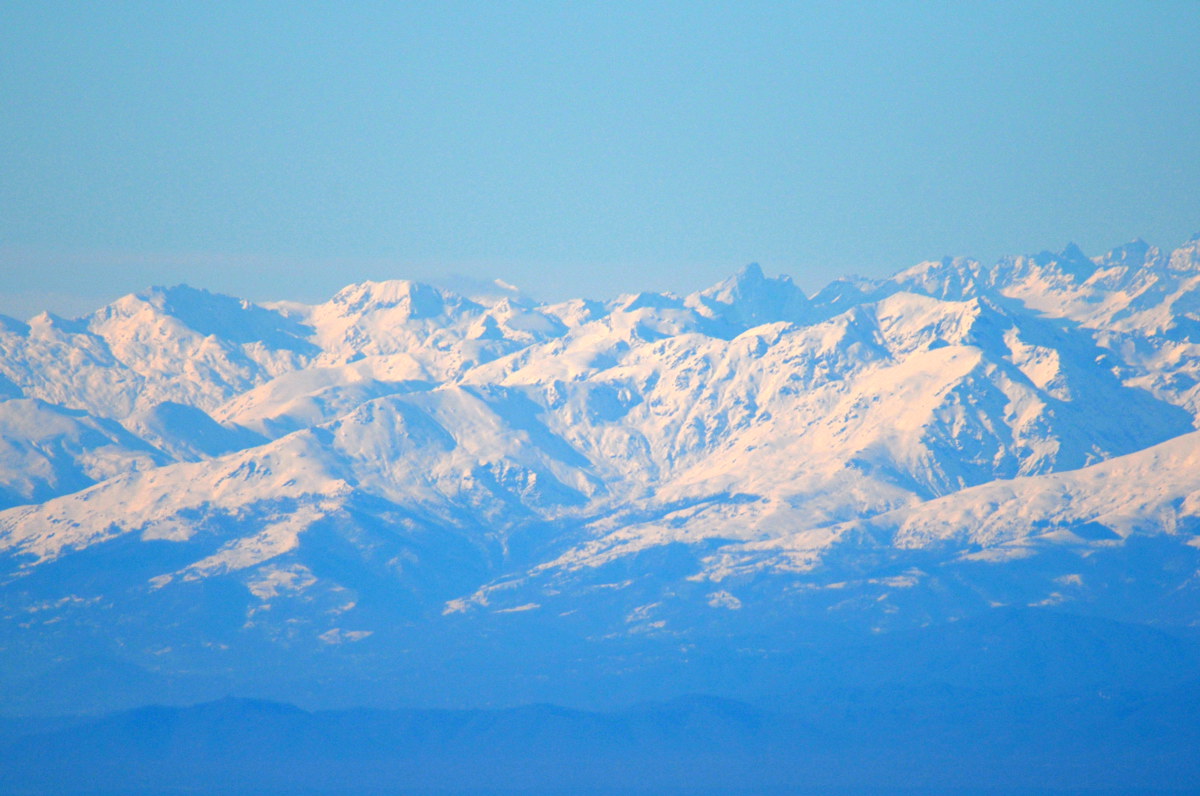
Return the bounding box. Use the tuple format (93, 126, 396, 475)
(1, 236, 1199, 653)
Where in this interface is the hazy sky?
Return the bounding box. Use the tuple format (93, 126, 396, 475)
(2, 1, 1198, 318)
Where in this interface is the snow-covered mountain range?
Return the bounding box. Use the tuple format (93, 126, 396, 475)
(3, 236, 1200, 712)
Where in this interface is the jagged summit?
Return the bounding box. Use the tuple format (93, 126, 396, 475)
(688, 261, 812, 332)
(327, 279, 459, 319)
(1059, 240, 1090, 261)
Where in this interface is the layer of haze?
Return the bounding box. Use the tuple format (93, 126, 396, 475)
(2, 1, 1198, 318)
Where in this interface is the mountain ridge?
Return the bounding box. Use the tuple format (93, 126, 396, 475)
(2, 236, 1199, 714)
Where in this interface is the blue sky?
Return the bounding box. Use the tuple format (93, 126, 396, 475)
(2, 1, 1198, 317)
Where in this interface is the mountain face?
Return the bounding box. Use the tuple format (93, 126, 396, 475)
(2, 240, 1200, 714)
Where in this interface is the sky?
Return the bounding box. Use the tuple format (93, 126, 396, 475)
(1, 0, 1198, 318)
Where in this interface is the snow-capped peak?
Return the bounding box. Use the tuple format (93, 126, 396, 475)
(327, 279, 467, 320)
(687, 262, 812, 333)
